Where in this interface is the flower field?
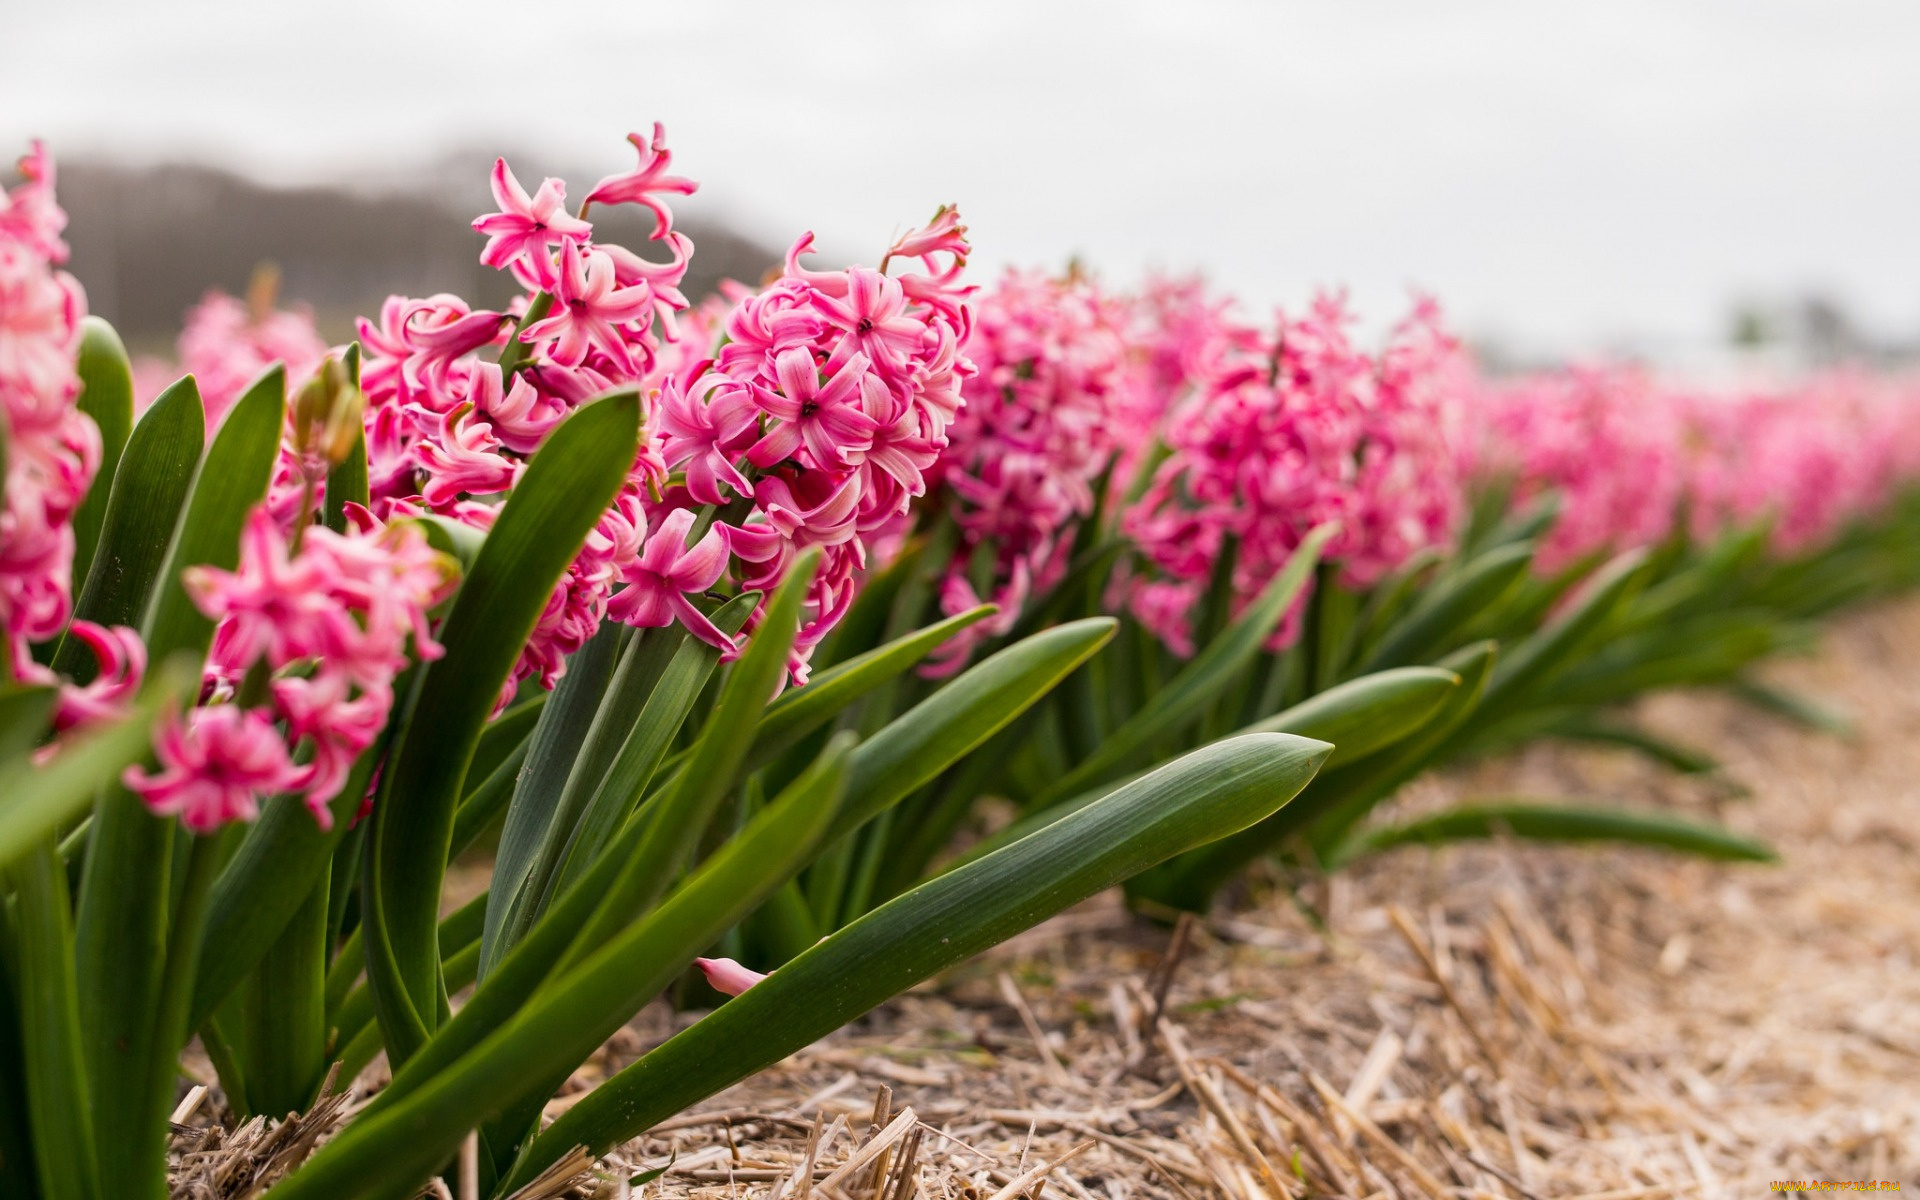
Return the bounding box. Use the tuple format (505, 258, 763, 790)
(2, 127, 1917, 1199)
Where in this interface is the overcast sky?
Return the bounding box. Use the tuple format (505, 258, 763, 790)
(5, 0, 1918, 356)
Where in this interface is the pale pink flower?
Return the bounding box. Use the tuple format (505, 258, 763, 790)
(694, 956, 768, 997)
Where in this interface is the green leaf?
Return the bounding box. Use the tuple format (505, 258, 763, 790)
(70, 317, 136, 589)
(364, 390, 639, 1063)
(1475, 548, 1649, 723)
(1553, 720, 1721, 775)
(555, 555, 816, 968)
(53, 376, 204, 680)
(0, 683, 55, 768)
(142, 367, 287, 661)
(1345, 545, 1445, 666)
(478, 620, 626, 980)
(749, 604, 996, 768)
(545, 596, 761, 903)
(1341, 801, 1777, 863)
(1357, 541, 1532, 672)
(1730, 678, 1853, 737)
(272, 736, 856, 1200)
(449, 739, 530, 860)
(188, 746, 383, 1033)
(238, 882, 329, 1116)
(468, 697, 546, 798)
(1037, 525, 1335, 804)
(323, 344, 370, 535)
(950, 665, 1461, 875)
(832, 617, 1118, 840)
(1136, 641, 1499, 912)
(74, 366, 282, 1178)
(6, 839, 100, 1200)
(0, 665, 186, 871)
(1243, 666, 1462, 769)
(509, 733, 1332, 1188)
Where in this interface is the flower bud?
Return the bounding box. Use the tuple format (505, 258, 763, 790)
(292, 354, 366, 467)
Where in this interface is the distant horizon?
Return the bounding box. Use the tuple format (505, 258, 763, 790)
(10, 0, 1918, 364)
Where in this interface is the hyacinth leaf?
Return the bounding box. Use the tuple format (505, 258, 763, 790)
(322, 342, 369, 535)
(748, 603, 996, 769)
(7, 841, 99, 1200)
(238, 881, 329, 1117)
(187, 748, 380, 1033)
(0, 663, 185, 871)
(505, 733, 1332, 1191)
(554, 554, 816, 969)
(70, 370, 283, 1200)
(545, 594, 762, 903)
(140, 366, 287, 661)
(1549, 613, 1789, 707)
(1345, 545, 1445, 667)
(1136, 641, 1499, 912)
(1241, 666, 1463, 769)
(1631, 521, 1770, 625)
(467, 696, 547, 797)
(1357, 541, 1533, 673)
(336, 562, 814, 1154)
(1037, 527, 1336, 805)
(364, 389, 639, 1064)
(1730, 677, 1854, 737)
(271, 735, 856, 1200)
(478, 620, 625, 981)
(54, 375, 204, 678)
(70, 317, 136, 588)
(952, 665, 1463, 875)
(450, 739, 530, 859)
(831, 616, 1119, 840)
(415, 513, 489, 575)
(1301, 640, 1500, 852)
(1554, 719, 1721, 776)
(0, 682, 55, 769)
(329, 894, 490, 1074)
(1476, 547, 1650, 723)
(1337, 801, 1777, 865)
(1481, 491, 1562, 551)
(0, 932, 39, 1199)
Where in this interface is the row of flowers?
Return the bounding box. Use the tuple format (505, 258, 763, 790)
(8, 132, 1920, 835)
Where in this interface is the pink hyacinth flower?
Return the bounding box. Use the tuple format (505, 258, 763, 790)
(125, 705, 302, 832)
(473, 158, 592, 289)
(414, 404, 522, 508)
(522, 241, 657, 373)
(694, 956, 768, 997)
(606, 508, 733, 649)
(583, 123, 698, 233)
(747, 348, 881, 471)
(49, 621, 145, 732)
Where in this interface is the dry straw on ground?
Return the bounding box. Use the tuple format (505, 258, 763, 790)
(169, 597, 1920, 1197)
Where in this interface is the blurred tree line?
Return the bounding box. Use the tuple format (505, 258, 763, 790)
(59, 158, 780, 354)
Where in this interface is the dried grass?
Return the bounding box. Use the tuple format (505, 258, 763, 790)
(170, 596, 1920, 1197)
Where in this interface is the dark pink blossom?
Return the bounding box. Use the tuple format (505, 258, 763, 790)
(583, 123, 698, 234)
(606, 508, 731, 648)
(473, 158, 592, 290)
